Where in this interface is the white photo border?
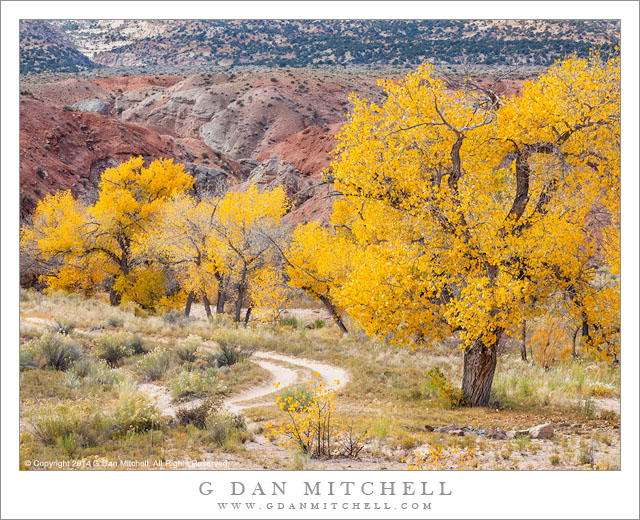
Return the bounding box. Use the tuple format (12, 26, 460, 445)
(2, 2, 638, 519)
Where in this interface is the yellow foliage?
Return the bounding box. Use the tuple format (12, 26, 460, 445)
(21, 157, 195, 307)
(405, 445, 476, 470)
(113, 266, 167, 311)
(249, 265, 289, 323)
(322, 53, 619, 361)
(286, 221, 355, 302)
(530, 317, 571, 369)
(265, 378, 363, 458)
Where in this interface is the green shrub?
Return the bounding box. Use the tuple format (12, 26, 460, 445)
(96, 333, 140, 367)
(128, 335, 145, 355)
(278, 316, 300, 329)
(205, 409, 247, 447)
(312, 319, 326, 329)
(175, 336, 200, 364)
(107, 315, 124, 328)
(70, 357, 94, 378)
(30, 400, 110, 446)
(49, 317, 76, 335)
(20, 347, 36, 369)
(215, 338, 254, 367)
(56, 433, 78, 457)
(170, 368, 223, 399)
(136, 347, 172, 381)
(423, 367, 466, 408)
(162, 309, 189, 327)
(111, 384, 164, 435)
(578, 441, 596, 466)
(34, 332, 79, 371)
(513, 434, 531, 452)
(279, 385, 314, 412)
(87, 359, 121, 385)
(371, 415, 390, 440)
(67, 358, 121, 386)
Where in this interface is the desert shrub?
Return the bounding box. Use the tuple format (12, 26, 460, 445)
(423, 367, 466, 408)
(175, 336, 200, 364)
(69, 357, 94, 378)
(205, 409, 247, 447)
(170, 368, 223, 399)
(107, 315, 124, 328)
(49, 317, 76, 335)
(110, 384, 164, 435)
(20, 348, 35, 369)
(20, 324, 42, 339)
(136, 347, 172, 381)
(30, 400, 110, 447)
(175, 397, 222, 429)
(580, 396, 595, 418)
(95, 333, 140, 367)
(33, 332, 79, 371)
(266, 378, 361, 458)
(215, 338, 254, 367)
(279, 385, 314, 412)
(278, 316, 299, 329)
(312, 319, 325, 329)
(550, 454, 561, 466)
(578, 440, 596, 466)
(513, 434, 531, 452)
(162, 309, 189, 327)
(371, 415, 390, 440)
(66, 357, 121, 388)
(128, 335, 146, 355)
(87, 359, 121, 385)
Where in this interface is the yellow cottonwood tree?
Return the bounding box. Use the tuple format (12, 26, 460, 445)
(21, 157, 194, 306)
(321, 52, 619, 406)
(139, 194, 225, 317)
(212, 184, 289, 322)
(285, 221, 354, 333)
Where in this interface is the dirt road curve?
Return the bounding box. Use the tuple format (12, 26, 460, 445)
(140, 351, 350, 417)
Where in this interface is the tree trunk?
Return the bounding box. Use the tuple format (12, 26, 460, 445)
(109, 286, 121, 306)
(319, 295, 348, 334)
(216, 286, 226, 315)
(462, 331, 502, 407)
(234, 285, 246, 322)
(572, 325, 581, 358)
(244, 307, 252, 327)
(202, 293, 212, 319)
(520, 319, 527, 361)
(184, 291, 195, 317)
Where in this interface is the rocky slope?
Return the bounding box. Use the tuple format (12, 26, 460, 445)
(19, 63, 540, 223)
(19, 69, 393, 221)
(20, 20, 96, 74)
(21, 19, 620, 73)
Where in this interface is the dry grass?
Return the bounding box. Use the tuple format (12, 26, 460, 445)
(19, 289, 620, 470)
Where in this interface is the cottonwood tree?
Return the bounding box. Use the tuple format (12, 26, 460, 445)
(21, 156, 194, 306)
(211, 184, 290, 322)
(140, 194, 224, 318)
(285, 221, 354, 333)
(317, 52, 619, 406)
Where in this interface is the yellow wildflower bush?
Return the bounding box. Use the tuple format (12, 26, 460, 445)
(265, 377, 364, 458)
